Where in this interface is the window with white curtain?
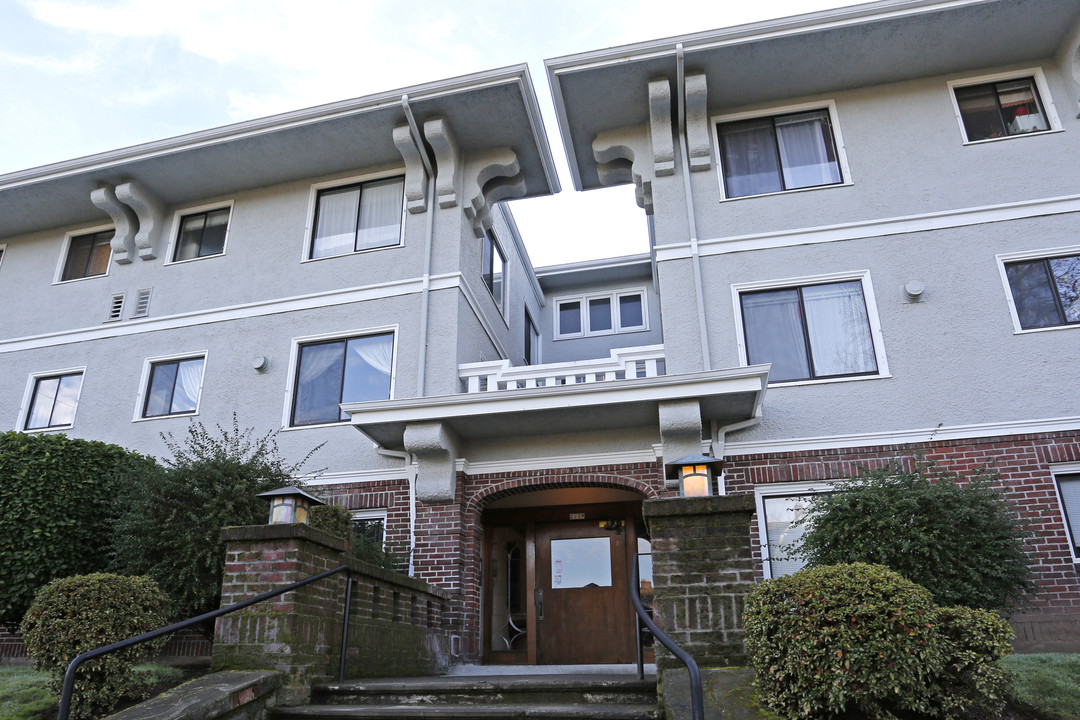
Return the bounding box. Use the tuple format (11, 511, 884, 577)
(142, 356, 205, 417)
(739, 276, 883, 384)
(310, 177, 405, 259)
(717, 107, 843, 199)
(24, 370, 84, 430)
(291, 332, 394, 426)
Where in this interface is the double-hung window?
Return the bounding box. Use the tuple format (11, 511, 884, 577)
(309, 177, 405, 259)
(352, 509, 387, 549)
(1001, 251, 1080, 331)
(23, 370, 84, 430)
(736, 273, 886, 384)
(172, 206, 230, 262)
(60, 229, 112, 282)
(716, 103, 845, 199)
(141, 355, 206, 418)
(555, 290, 648, 339)
(482, 231, 506, 314)
(290, 332, 394, 426)
(951, 71, 1057, 143)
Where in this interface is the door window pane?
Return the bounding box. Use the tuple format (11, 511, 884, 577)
(550, 537, 612, 589)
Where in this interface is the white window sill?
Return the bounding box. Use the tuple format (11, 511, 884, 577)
(719, 180, 853, 203)
(765, 372, 892, 389)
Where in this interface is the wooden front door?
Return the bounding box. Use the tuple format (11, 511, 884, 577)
(534, 519, 636, 664)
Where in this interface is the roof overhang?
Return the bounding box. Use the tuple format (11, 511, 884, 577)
(546, 0, 1080, 190)
(343, 366, 769, 452)
(0, 64, 560, 240)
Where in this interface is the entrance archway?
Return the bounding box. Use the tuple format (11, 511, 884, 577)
(482, 486, 652, 665)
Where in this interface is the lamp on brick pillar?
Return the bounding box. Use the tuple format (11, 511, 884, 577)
(257, 486, 325, 525)
(665, 455, 724, 497)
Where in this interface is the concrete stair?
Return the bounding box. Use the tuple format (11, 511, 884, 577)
(270, 674, 661, 720)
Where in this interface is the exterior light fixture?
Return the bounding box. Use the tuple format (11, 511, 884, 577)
(664, 455, 724, 498)
(257, 486, 325, 525)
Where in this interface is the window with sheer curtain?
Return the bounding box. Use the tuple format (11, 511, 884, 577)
(717, 108, 842, 199)
(291, 332, 394, 426)
(142, 356, 205, 417)
(25, 371, 84, 430)
(310, 177, 404, 259)
(741, 280, 878, 383)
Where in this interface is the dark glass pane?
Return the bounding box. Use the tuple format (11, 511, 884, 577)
(175, 214, 206, 261)
(144, 363, 178, 417)
(62, 235, 94, 281)
(293, 341, 346, 425)
(719, 118, 782, 198)
(1049, 255, 1080, 323)
(956, 83, 1007, 141)
(589, 298, 612, 332)
(619, 294, 644, 329)
(742, 289, 810, 382)
(559, 301, 582, 335)
(1006, 261, 1062, 329)
(198, 209, 230, 257)
(353, 518, 385, 545)
(997, 79, 1049, 135)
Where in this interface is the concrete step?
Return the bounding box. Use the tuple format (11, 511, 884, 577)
(311, 675, 657, 707)
(270, 703, 661, 719)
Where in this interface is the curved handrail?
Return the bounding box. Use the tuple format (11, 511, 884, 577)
(631, 552, 704, 720)
(57, 564, 353, 720)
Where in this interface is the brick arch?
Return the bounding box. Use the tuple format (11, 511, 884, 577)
(464, 470, 660, 520)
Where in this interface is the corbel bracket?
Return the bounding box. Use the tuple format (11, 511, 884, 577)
(90, 186, 138, 265)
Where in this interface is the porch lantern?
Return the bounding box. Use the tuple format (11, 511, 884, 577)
(257, 486, 325, 525)
(665, 455, 724, 498)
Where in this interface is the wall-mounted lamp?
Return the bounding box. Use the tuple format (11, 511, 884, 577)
(257, 486, 325, 525)
(664, 454, 724, 498)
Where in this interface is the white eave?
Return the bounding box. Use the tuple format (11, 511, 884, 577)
(343, 365, 770, 451)
(546, 0, 1080, 190)
(0, 64, 560, 240)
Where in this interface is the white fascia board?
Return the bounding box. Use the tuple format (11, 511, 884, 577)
(343, 366, 769, 426)
(0, 65, 548, 192)
(535, 253, 653, 278)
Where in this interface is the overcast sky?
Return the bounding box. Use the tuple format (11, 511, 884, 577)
(0, 0, 861, 267)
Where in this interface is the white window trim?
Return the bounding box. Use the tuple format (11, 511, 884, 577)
(553, 288, 650, 340)
(731, 269, 890, 387)
(996, 244, 1080, 335)
(132, 351, 208, 422)
(300, 171, 407, 263)
(0, 244, 6, 271)
(52, 224, 114, 285)
(1050, 462, 1080, 563)
(163, 200, 234, 266)
(281, 325, 398, 430)
(948, 67, 1063, 145)
(755, 480, 836, 580)
(711, 99, 853, 202)
(17, 366, 87, 433)
(352, 508, 388, 549)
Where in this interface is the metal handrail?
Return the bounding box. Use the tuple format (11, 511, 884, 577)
(631, 552, 704, 720)
(57, 564, 354, 720)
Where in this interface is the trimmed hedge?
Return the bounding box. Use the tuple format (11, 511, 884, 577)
(0, 431, 157, 622)
(745, 563, 1015, 720)
(20, 573, 170, 720)
(310, 502, 399, 570)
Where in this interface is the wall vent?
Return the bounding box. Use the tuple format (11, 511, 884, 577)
(132, 288, 152, 318)
(107, 293, 125, 321)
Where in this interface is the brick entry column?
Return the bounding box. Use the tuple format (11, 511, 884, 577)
(643, 494, 756, 668)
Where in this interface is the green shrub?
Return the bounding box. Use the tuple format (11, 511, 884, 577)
(745, 563, 941, 719)
(311, 502, 353, 542)
(20, 573, 170, 720)
(929, 605, 1014, 719)
(110, 417, 321, 619)
(0, 431, 158, 622)
(311, 503, 399, 570)
(791, 458, 1035, 614)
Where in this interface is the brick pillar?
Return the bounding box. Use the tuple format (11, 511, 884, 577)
(212, 524, 348, 702)
(643, 494, 756, 669)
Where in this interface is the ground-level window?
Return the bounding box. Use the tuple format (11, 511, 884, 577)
(290, 332, 394, 426)
(23, 370, 84, 430)
(736, 272, 886, 384)
(141, 355, 206, 418)
(1054, 469, 1080, 561)
(755, 482, 833, 579)
(352, 509, 386, 548)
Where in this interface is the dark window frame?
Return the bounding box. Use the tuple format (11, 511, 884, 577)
(1004, 253, 1080, 330)
(482, 230, 507, 314)
(290, 332, 395, 427)
(172, 206, 231, 262)
(61, 229, 113, 282)
(953, 75, 1052, 143)
(25, 371, 84, 430)
(141, 356, 205, 418)
(309, 176, 405, 259)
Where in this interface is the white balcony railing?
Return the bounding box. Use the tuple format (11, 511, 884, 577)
(459, 345, 666, 393)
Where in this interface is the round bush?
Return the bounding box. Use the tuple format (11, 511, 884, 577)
(929, 605, 1015, 719)
(20, 573, 170, 720)
(745, 563, 942, 720)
